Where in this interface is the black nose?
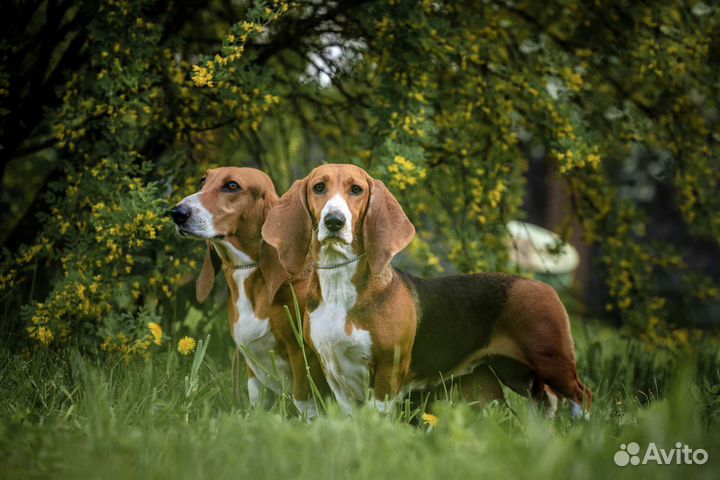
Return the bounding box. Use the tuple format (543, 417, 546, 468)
(170, 205, 191, 225)
(324, 213, 345, 232)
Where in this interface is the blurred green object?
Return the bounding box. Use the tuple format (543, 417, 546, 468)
(1, 0, 718, 351)
(1, 318, 718, 479)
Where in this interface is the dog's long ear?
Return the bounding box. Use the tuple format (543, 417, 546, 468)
(196, 241, 221, 303)
(258, 240, 288, 304)
(258, 184, 288, 303)
(262, 178, 312, 276)
(363, 178, 415, 276)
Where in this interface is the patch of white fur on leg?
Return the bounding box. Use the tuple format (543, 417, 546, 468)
(372, 396, 396, 415)
(293, 399, 318, 421)
(570, 401, 590, 420)
(544, 389, 559, 418)
(248, 379, 277, 410)
(247, 377, 263, 406)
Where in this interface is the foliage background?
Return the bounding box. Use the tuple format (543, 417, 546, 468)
(1, 2, 719, 478)
(1, 0, 719, 354)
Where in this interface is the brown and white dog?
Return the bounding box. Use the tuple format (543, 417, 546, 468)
(262, 163, 591, 416)
(171, 167, 327, 418)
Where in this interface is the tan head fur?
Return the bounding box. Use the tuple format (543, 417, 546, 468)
(262, 164, 415, 276)
(172, 167, 285, 302)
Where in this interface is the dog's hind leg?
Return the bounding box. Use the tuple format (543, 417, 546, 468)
(529, 356, 591, 418)
(502, 279, 592, 417)
(530, 379, 559, 418)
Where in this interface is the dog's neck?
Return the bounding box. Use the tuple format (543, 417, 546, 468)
(211, 235, 264, 307)
(309, 238, 392, 305)
(213, 237, 257, 297)
(213, 236, 259, 267)
(314, 241, 362, 305)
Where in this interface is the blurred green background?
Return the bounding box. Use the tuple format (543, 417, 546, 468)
(1, 0, 719, 350)
(0, 1, 719, 477)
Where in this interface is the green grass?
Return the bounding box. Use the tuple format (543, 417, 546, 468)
(0, 320, 718, 480)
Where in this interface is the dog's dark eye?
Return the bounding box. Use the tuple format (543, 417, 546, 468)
(313, 183, 326, 194)
(350, 185, 363, 195)
(223, 181, 240, 192)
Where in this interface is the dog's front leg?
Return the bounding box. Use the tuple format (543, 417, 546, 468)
(288, 348, 319, 420)
(246, 365, 276, 409)
(371, 357, 408, 414)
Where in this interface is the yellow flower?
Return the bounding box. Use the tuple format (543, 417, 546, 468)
(147, 322, 163, 346)
(422, 412, 439, 427)
(35, 326, 54, 345)
(178, 336, 196, 355)
(587, 153, 601, 169)
(191, 65, 214, 88)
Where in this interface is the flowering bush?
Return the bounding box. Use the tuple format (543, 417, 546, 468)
(1, 0, 718, 355)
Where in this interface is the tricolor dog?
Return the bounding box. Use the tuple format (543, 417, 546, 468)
(171, 167, 327, 418)
(262, 163, 591, 416)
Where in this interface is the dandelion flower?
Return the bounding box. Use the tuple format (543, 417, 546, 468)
(178, 336, 196, 355)
(147, 322, 163, 346)
(422, 412, 439, 428)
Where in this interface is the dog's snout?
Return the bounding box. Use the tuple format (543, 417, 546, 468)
(170, 205, 192, 225)
(324, 213, 346, 232)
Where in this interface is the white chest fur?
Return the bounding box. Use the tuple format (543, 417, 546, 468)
(231, 267, 291, 394)
(218, 241, 291, 396)
(309, 249, 373, 415)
